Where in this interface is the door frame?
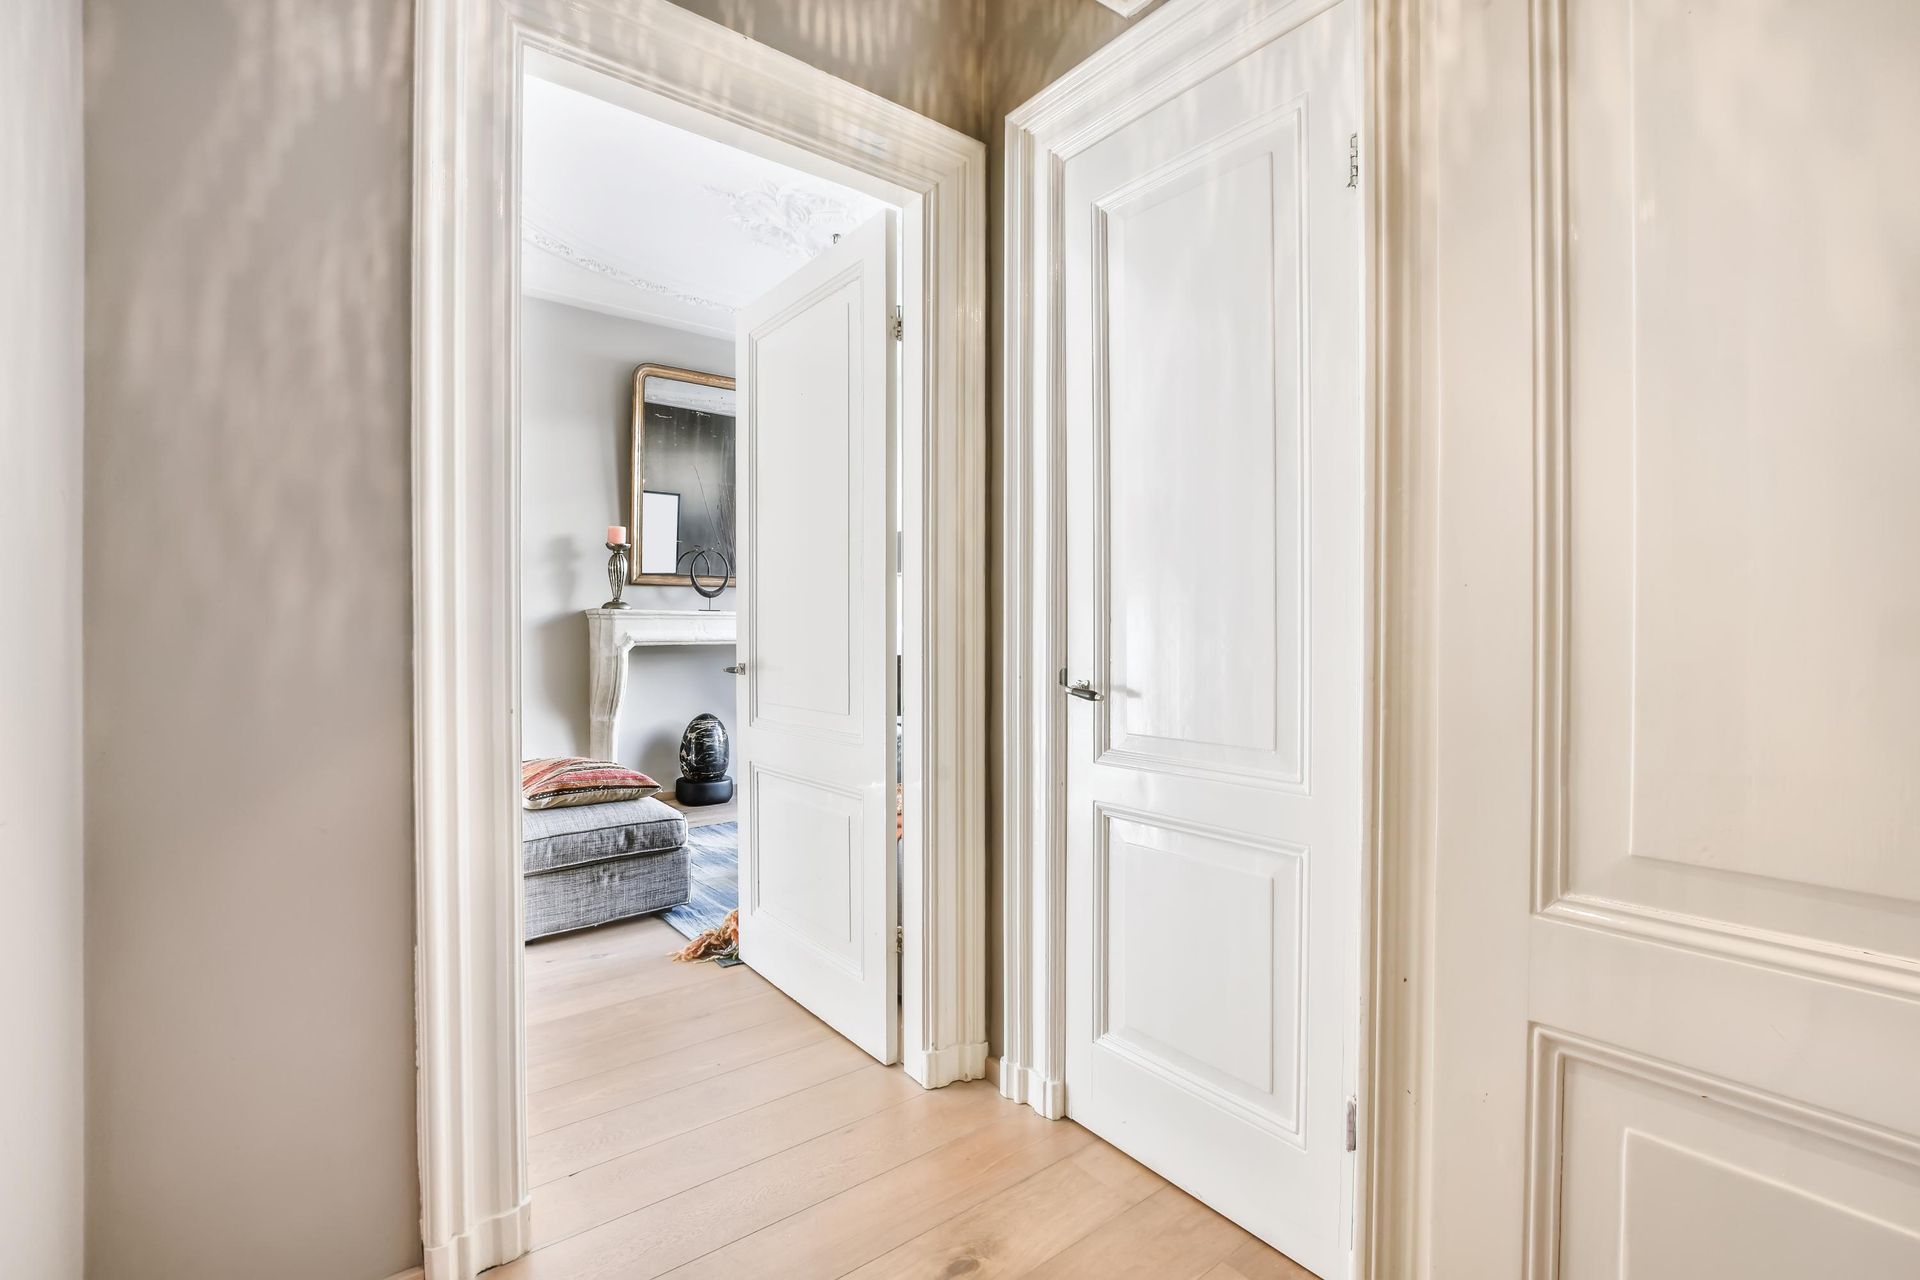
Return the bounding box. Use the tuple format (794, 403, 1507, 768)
(996, 0, 1431, 1273)
(412, 1, 987, 1275)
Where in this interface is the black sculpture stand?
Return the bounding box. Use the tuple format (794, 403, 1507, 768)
(674, 775, 735, 806)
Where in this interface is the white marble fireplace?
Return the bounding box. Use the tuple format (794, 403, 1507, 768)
(586, 607, 737, 761)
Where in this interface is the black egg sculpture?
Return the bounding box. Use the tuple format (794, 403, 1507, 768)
(674, 712, 734, 806)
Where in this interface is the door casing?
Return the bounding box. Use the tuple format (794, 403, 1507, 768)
(412, 3, 987, 1276)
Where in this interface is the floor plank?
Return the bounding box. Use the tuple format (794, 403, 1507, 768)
(530, 1035, 880, 1185)
(516, 915, 1318, 1279)
(660, 1102, 1094, 1279)
(1024, 1183, 1256, 1279)
(528, 1015, 833, 1134)
(838, 1143, 1165, 1279)
(532, 1060, 921, 1246)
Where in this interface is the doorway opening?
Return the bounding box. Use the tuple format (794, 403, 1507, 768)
(513, 49, 917, 1257)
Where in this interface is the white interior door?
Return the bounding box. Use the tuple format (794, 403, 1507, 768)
(1061, 4, 1362, 1277)
(1422, 0, 1920, 1275)
(735, 211, 899, 1064)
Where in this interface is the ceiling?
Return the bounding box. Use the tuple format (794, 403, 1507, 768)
(521, 73, 887, 338)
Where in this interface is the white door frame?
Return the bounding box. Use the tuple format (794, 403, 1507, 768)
(997, 0, 1428, 1273)
(411, 2, 986, 1275)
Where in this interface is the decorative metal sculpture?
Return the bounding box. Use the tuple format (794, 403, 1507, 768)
(678, 545, 732, 611)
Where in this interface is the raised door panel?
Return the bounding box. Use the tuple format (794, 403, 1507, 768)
(1554, 0, 1920, 958)
(1097, 122, 1306, 789)
(749, 766, 864, 973)
(745, 275, 862, 740)
(1095, 809, 1305, 1137)
(1544, 1036, 1920, 1280)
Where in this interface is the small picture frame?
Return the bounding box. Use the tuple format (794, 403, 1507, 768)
(639, 490, 681, 576)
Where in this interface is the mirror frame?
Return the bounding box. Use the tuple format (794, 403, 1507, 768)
(627, 362, 737, 586)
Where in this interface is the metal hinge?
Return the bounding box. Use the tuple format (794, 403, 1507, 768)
(1345, 1097, 1358, 1152)
(895, 925, 904, 953)
(1347, 134, 1360, 189)
(890, 306, 905, 341)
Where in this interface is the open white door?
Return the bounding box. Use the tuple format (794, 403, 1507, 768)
(1059, 4, 1362, 1276)
(734, 211, 899, 1064)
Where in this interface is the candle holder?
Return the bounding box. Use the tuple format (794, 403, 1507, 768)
(603, 541, 633, 609)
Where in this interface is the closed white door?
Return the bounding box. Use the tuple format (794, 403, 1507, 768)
(1061, 3, 1363, 1276)
(1421, 0, 1920, 1275)
(734, 211, 899, 1064)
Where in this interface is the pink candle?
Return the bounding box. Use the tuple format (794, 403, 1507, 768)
(606, 525, 628, 546)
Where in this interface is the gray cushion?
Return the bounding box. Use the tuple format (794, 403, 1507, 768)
(521, 796, 687, 875)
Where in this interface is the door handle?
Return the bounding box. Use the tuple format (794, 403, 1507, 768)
(1058, 668, 1104, 702)
(724, 663, 745, 675)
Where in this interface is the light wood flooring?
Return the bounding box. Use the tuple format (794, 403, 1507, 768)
(497, 913, 1316, 1279)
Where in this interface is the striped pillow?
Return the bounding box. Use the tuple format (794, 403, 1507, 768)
(521, 757, 661, 810)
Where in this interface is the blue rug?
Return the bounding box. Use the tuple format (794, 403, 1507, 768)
(664, 821, 738, 943)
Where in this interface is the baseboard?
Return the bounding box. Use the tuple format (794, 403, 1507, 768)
(383, 1269, 426, 1280)
(997, 1056, 1067, 1120)
(901, 1038, 990, 1088)
(422, 1194, 533, 1280)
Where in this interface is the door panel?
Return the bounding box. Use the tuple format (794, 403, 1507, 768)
(1427, 0, 1920, 1273)
(1063, 4, 1362, 1276)
(735, 211, 898, 1064)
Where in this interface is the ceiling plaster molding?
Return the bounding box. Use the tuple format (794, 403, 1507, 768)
(521, 221, 736, 315)
(704, 179, 863, 259)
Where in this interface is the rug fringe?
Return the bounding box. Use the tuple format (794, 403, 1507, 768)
(672, 907, 738, 962)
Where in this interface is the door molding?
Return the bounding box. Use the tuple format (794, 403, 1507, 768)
(996, 0, 1430, 1272)
(412, 2, 986, 1275)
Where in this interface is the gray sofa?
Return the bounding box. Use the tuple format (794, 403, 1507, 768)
(521, 797, 690, 939)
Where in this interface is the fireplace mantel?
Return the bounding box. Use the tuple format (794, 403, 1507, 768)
(586, 608, 737, 760)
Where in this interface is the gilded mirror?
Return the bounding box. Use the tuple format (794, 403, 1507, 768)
(628, 363, 736, 586)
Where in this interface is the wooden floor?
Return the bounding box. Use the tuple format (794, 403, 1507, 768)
(496, 914, 1315, 1279)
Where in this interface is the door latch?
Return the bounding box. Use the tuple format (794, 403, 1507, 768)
(1058, 668, 1104, 702)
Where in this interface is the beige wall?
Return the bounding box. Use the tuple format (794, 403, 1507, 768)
(1, 1, 86, 1275)
(79, 1, 992, 1274)
(83, 1, 420, 1276)
(673, 0, 988, 137)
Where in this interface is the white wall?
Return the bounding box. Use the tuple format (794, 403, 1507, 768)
(0, 2, 86, 1275)
(83, 2, 420, 1275)
(522, 296, 738, 783)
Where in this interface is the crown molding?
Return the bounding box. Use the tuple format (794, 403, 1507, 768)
(521, 220, 736, 316)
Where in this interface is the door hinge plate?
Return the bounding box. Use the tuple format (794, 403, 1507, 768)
(895, 925, 904, 953)
(1345, 1097, 1358, 1152)
(1347, 133, 1360, 189)
(890, 306, 905, 341)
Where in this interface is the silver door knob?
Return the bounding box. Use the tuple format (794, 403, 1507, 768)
(1058, 668, 1104, 702)
(724, 663, 745, 675)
